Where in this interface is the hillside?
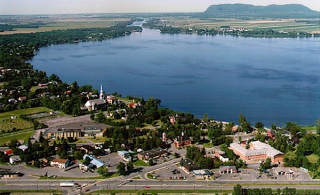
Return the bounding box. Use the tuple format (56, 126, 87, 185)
(203, 4, 319, 18)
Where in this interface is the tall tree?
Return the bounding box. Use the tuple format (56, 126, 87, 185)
(316, 118, 320, 136)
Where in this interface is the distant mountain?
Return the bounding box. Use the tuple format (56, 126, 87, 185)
(203, 4, 319, 18)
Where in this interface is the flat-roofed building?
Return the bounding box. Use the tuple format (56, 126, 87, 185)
(83, 126, 103, 137)
(137, 148, 168, 161)
(45, 128, 81, 139)
(230, 141, 283, 164)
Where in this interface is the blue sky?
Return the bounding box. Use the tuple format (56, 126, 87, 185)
(1, 0, 319, 15)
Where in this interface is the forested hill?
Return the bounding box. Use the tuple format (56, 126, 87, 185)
(203, 4, 319, 18)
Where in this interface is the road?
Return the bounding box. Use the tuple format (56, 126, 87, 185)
(3, 177, 320, 195)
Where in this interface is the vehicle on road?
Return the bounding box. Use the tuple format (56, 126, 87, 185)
(60, 182, 74, 187)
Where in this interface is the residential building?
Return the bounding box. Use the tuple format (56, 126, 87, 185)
(214, 150, 229, 162)
(9, 156, 21, 164)
(267, 130, 276, 140)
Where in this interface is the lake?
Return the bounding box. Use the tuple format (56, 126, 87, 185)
(31, 27, 320, 127)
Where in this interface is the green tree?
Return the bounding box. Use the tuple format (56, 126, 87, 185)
(148, 159, 154, 166)
(239, 114, 251, 133)
(97, 166, 109, 177)
(74, 151, 83, 160)
(203, 113, 209, 123)
(127, 161, 134, 173)
(255, 121, 264, 129)
(83, 156, 91, 165)
(316, 118, 320, 136)
(233, 184, 242, 195)
(117, 162, 126, 175)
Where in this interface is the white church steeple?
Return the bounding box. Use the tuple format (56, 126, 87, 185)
(99, 84, 105, 100)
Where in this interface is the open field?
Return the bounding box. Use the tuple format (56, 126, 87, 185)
(0, 130, 33, 145)
(0, 107, 51, 131)
(1, 15, 318, 35)
(163, 17, 320, 33)
(0, 17, 130, 35)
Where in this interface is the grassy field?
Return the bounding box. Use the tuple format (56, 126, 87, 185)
(202, 142, 214, 148)
(0, 107, 51, 131)
(302, 125, 316, 131)
(165, 17, 320, 33)
(306, 154, 319, 163)
(0, 130, 34, 145)
(133, 160, 150, 166)
(0, 17, 130, 35)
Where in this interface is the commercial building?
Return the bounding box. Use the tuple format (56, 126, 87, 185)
(137, 148, 168, 161)
(50, 158, 73, 169)
(230, 141, 283, 164)
(83, 154, 106, 168)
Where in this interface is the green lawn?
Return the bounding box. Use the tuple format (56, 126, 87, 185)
(133, 160, 149, 166)
(302, 125, 316, 131)
(0, 130, 34, 145)
(0, 107, 51, 131)
(202, 142, 213, 148)
(306, 154, 319, 163)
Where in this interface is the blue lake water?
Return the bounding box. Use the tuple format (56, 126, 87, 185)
(31, 27, 320, 127)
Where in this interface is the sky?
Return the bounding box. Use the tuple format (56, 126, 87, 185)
(0, 0, 319, 15)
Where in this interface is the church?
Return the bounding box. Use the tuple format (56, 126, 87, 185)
(84, 84, 106, 111)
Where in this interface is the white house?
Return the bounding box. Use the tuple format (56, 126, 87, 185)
(50, 158, 68, 169)
(9, 156, 21, 164)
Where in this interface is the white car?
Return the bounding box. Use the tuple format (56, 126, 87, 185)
(82, 183, 88, 187)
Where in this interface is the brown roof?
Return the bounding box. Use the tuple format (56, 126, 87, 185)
(51, 158, 67, 164)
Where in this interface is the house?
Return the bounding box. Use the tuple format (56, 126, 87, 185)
(83, 154, 106, 168)
(76, 144, 95, 154)
(214, 150, 229, 162)
(9, 156, 21, 164)
(4, 149, 13, 155)
(18, 145, 28, 151)
(84, 99, 106, 111)
(8, 98, 16, 103)
(51, 158, 73, 169)
(230, 141, 284, 164)
(18, 96, 27, 102)
(50, 158, 72, 169)
(106, 95, 117, 104)
(173, 132, 192, 147)
(118, 151, 132, 162)
(137, 148, 168, 161)
(267, 130, 276, 140)
(38, 83, 48, 88)
(219, 166, 237, 174)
